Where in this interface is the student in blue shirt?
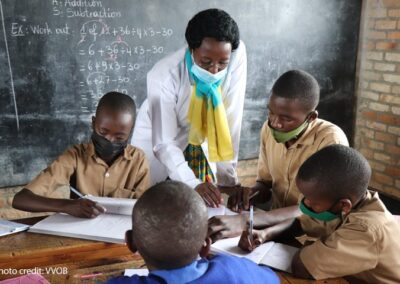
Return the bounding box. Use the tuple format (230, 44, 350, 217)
(106, 180, 279, 284)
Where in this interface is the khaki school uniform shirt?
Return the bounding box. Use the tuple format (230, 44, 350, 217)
(299, 191, 400, 283)
(26, 143, 150, 198)
(257, 118, 349, 209)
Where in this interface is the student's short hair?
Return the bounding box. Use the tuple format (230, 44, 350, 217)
(297, 145, 371, 201)
(96, 92, 136, 121)
(272, 70, 320, 112)
(132, 181, 208, 269)
(185, 8, 240, 51)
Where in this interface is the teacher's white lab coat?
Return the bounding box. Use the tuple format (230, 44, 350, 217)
(131, 41, 247, 188)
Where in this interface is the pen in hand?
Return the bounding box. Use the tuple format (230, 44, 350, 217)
(249, 205, 254, 244)
(70, 186, 84, 198)
(69, 186, 107, 213)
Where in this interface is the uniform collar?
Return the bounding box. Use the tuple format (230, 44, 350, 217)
(150, 258, 209, 284)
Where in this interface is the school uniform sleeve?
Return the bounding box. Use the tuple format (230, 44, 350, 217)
(299, 222, 379, 280)
(147, 62, 200, 189)
(25, 146, 77, 196)
(131, 151, 150, 198)
(315, 123, 349, 150)
(216, 41, 247, 186)
(256, 122, 272, 183)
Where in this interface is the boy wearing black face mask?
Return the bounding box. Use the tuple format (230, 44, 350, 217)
(12, 92, 150, 219)
(238, 145, 400, 283)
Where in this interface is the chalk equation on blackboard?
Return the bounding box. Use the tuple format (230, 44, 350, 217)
(0, 0, 19, 131)
(76, 19, 173, 109)
(7, 1, 174, 114)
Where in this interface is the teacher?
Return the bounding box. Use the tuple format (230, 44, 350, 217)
(131, 8, 247, 207)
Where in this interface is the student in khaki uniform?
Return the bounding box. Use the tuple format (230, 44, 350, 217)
(13, 92, 150, 218)
(208, 70, 348, 242)
(239, 145, 400, 283)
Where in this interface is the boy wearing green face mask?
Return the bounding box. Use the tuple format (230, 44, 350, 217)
(238, 145, 400, 283)
(13, 92, 150, 218)
(208, 70, 348, 242)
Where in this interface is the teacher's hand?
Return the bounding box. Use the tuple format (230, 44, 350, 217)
(195, 182, 223, 208)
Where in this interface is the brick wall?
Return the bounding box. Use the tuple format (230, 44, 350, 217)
(355, 0, 400, 199)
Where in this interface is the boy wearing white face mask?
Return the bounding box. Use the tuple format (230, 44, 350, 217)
(131, 9, 247, 207)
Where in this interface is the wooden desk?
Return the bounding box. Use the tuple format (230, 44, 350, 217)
(0, 217, 348, 283)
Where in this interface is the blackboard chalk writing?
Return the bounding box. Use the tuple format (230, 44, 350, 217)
(63, 0, 103, 8)
(52, 0, 120, 18)
(30, 22, 52, 35)
(86, 73, 130, 86)
(86, 60, 140, 72)
(11, 23, 24, 36)
(66, 7, 121, 18)
(11, 22, 71, 37)
(55, 24, 70, 34)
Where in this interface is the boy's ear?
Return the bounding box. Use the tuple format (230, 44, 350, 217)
(125, 230, 138, 254)
(308, 110, 318, 122)
(199, 237, 212, 258)
(339, 199, 353, 215)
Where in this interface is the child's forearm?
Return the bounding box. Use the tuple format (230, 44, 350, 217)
(260, 218, 298, 242)
(254, 205, 301, 228)
(12, 188, 70, 213)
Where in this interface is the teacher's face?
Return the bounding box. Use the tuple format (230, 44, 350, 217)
(192, 37, 232, 74)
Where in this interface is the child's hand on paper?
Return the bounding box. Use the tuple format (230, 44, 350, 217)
(208, 214, 246, 243)
(238, 229, 264, 252)
(63, 199, 106, 218)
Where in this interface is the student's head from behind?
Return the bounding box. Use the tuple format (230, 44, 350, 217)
(268, 70, 320, 140)
(186, 8, 239, 74)
(126, 181, 209, 270)
(91, 92, 136, 163)
(296, 145, 371, 220)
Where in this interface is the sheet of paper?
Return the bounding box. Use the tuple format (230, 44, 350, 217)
(260, 243, 298, 273)
(207, 205, 238, 219)
(29, 213, 131, 243)
(86, 196, 136, 216)
(211, 236, 275, 264)
(124, 268, 149, 277)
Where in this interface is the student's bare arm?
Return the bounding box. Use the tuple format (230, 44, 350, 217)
(209, 206, 302, 243)
(12, 188, 105, 218)
(253, 205, 301, 228)
(239, 217, 302, 251)
(292, 250, 314, 279)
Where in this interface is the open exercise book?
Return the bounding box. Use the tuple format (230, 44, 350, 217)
(29, 196, 236, 244)
(29, 196, 136, 244)
(211, 236, 298, 273)
(0, 219, 29, 237)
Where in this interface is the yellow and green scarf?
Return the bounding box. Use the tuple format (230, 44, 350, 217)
(185, 50, 234, 162)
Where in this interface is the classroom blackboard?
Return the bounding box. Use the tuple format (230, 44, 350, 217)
(0, 0, 361, 187)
